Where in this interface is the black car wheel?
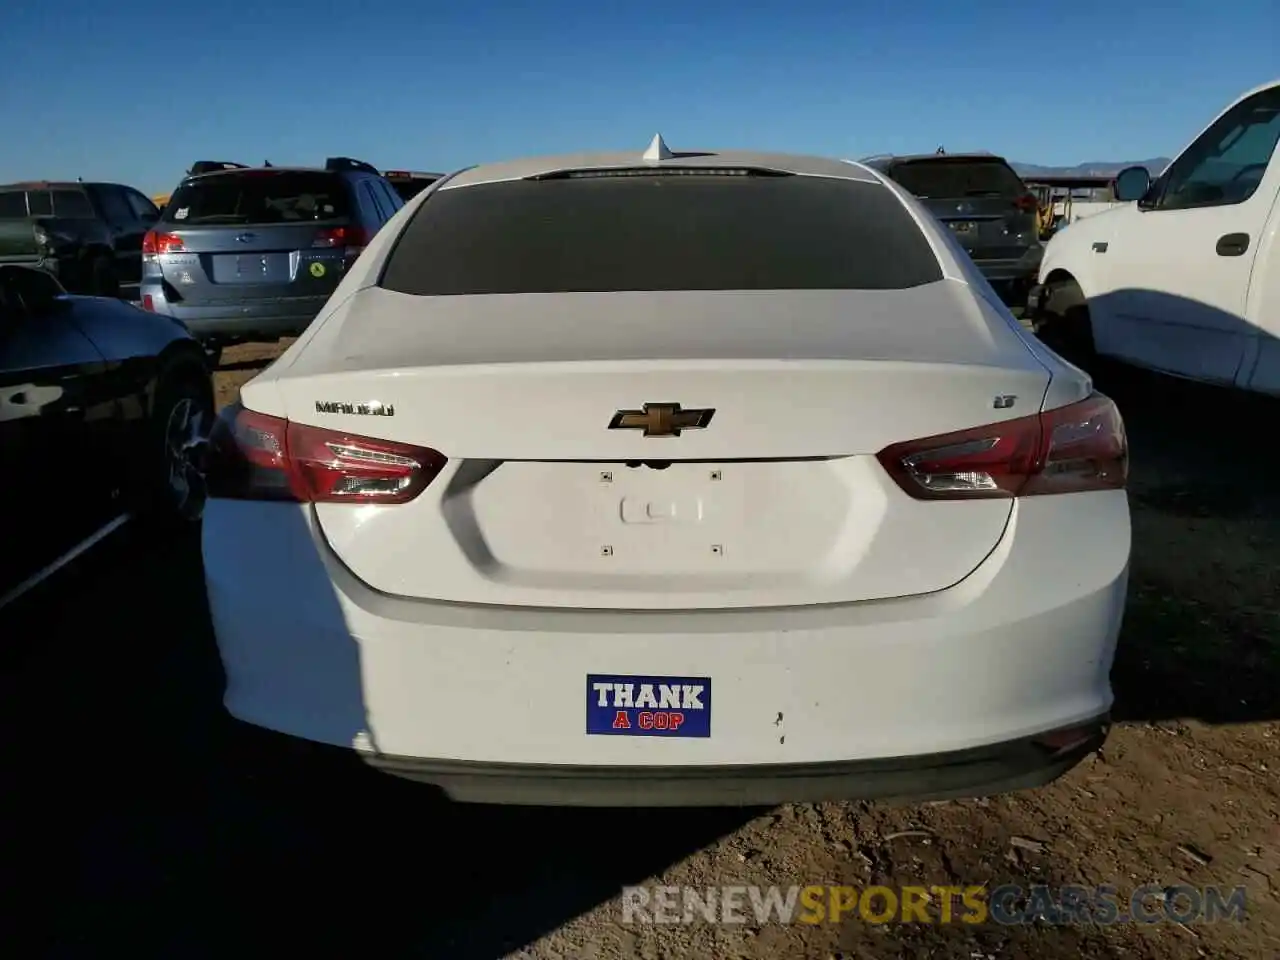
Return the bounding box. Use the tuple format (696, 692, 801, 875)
(139, 364, 215, 529)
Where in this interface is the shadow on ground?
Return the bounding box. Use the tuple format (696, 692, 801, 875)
(1089, 362, 1280, 726)
(214, 358, 275, 373)
(0, 528, 756, 957)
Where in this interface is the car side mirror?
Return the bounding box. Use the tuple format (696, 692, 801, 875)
(0, 265, 70, 318)
(1114, 166, 1151, 203)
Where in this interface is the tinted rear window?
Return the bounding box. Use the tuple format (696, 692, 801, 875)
(388, 178, 434, 202)
(380, 174, 942, 295)
(50, 190, 95, 217)
(163, 171, 351, 225)
(888, 159, 1027, 199)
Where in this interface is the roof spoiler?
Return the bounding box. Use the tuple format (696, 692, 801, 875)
(188, 160, 249, 175)
(325, 156, 380, 175)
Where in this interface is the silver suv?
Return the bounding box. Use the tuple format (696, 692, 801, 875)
(139, 157, 404, 365)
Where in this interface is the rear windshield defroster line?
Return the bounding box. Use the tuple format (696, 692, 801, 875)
(379, 175, 944, 295)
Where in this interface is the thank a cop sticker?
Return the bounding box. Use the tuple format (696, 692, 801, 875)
(586, 674, 711, 737)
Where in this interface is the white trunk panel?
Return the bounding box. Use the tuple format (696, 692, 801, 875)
(255, 282, 1053, 609)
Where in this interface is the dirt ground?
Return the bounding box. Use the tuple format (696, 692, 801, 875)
(3, 342, 1276, 958)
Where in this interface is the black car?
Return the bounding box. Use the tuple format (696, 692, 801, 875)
(0, 180, 161, 297)
(140, 157, 408, 365)
(861, 153, 1043, 302)
(0, 265, 214, 611)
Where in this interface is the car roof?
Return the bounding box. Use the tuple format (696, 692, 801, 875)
(181, 166, 368, 183)
(442, 144, 883, 190)
(1, 180, 110, 190)
(874, 152, 1009, 164)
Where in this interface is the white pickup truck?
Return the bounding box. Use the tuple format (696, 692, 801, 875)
(1027, 78, 1280, 396)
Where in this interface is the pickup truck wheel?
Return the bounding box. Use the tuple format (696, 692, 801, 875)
(89, 254, 120, 298)
(1035, 280, 1096, 363)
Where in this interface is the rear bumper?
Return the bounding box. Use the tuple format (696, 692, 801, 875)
(139, 284, 326, 340)
(972, 245, 1043, 284)
(204, 489, 1130, 806)
(359, 717, 1109, 805)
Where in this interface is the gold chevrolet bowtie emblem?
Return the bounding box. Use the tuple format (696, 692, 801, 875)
(608, 403, 715, 437)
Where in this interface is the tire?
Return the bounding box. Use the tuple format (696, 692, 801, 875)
(135, 362, 215, 532)
(89, 253, 120, 298)
(1035, 279, 1096, 364)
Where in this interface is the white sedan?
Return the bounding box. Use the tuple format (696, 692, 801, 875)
(201, 137, 1131, 806)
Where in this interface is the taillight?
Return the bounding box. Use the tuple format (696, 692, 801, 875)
(876, 393, 1127, 501)
(205, 401, 447, 504)
(313, 226, 369, 267)
(1013, 193, 1038, 213)
(142, 230, 184, 261)
(141, 294, 155, 311)
(313, 226, 369, 249)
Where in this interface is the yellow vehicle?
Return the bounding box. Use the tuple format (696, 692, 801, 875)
(1024, 175, 1119, 240)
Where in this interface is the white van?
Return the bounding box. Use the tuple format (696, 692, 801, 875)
(1027, 79, 1280, 395)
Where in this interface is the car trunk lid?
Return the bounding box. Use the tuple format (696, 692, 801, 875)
(252, 283, 1051, 609)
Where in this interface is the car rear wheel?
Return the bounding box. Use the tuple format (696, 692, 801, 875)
(137, 363, 214, 531)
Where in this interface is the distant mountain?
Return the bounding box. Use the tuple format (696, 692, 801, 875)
(1011, 158, 1171, 178)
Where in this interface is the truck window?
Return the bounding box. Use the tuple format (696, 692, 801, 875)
(0, 192, 27, 218)
(1159, 87, 1280, 210)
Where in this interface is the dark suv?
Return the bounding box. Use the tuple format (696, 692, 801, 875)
(0, 180, 160, 296)
(861, 153, 1043, 302)
(139, 158, 406, 363)
(382, 170, 445, 202)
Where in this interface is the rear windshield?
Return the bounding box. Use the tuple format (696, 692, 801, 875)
(887, 159, 1027, 200)
(388, 179, 435, 202)
(0, 189, 95, 218)
(379, 173, 942, 295)
(163, 171, 351, 225)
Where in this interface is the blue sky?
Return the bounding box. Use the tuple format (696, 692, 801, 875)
(1, 0, 1275, 194)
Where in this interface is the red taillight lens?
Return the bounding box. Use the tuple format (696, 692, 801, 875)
(876, 393, 1127, 501)
(206, 402, 447, 504)
(142, 230, 184, 259)
(1013, 193, 1038, 213)
(312, 226, 370, 267)
(312, 226, 369, 249)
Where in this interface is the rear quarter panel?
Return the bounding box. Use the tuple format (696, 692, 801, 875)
(65, 296, 207, 422)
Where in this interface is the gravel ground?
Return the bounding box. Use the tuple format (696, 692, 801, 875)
(2, 342, 1276, 959)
